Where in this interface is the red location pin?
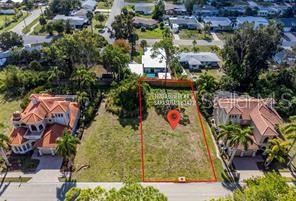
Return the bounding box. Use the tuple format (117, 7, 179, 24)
(167, 109, 181, 130)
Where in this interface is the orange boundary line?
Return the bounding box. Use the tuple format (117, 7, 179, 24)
(138, 78, 217, 183)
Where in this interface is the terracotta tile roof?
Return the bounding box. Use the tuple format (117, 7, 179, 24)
(19, 94, 76, 124)
(215, 97, 283, 137)
(9, 127, 28, 145)
(69, 102, 80, 129)
(34, 124, 66, 148)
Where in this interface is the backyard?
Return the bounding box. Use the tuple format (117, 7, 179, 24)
(179, 30, 213, 41)
(73, 87, 223, 182)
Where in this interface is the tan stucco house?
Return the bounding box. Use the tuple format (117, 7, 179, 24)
(9, 94, 80, 155)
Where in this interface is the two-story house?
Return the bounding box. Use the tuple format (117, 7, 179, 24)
(9, 94, 80, 155)
(213, 97, 283, 157)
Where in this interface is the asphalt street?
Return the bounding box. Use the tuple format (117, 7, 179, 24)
(0, 182, 233, 201)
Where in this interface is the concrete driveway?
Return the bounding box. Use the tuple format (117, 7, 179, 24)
(28, 152, 63, 183)
(233, 156, 265, 181)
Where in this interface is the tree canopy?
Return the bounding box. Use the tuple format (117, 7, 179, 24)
(221, 23, 282, 91)
(48, 0, 81, 15)
(106, 75, 150, 118)
(42, 30, 107, 74)
(111, 10, 135, 40)
(65, 183, 167, 201)
(215, 173, 296, 201)
(102, 45, 130, 81)
(0, 31, 23, 51)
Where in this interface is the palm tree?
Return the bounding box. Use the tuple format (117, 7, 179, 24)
(72, 67, 96, 94)
(48, 66, 65, 86)
(0, 123, 11, 166)
(281, 116, 296, 165)
(227, 126, 253, 166)
(217, 123, 241, 146)
(76, 91, 89, 110)
(56, 130, 80, 171)
(264, 139, 290, 168)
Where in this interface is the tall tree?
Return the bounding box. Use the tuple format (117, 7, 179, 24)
(102, 45, 130, 81)
(56, 130, 80, 170)
(95, 13, 106, 26)
(222, 23, 282, 91)
(281, 116, 296, 165)
(152, 28, 177, 85)
(184, 0, 195, 14)
(0, 31, 23, 51)
(86, 11, 94, 33)
(128, 32, 139, 60)
(111, 10, 134, 40)
(71, 66, 96, 95)
(48, 66, 65, 86)
(140, 40, 147, 52)
(152, 0, 165, 20)
(227, 126, 253, 165)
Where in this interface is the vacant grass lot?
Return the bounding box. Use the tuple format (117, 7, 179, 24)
(136, 28, 163, 39)
(142, 89, 220, 181)
(73, 88, 223, 182)
(73, 101, 141, 182)
(179, 30, 213, 41)
(0, 94, 21, 133)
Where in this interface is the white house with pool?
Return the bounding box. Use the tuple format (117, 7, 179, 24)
(128, 47, 172, 79)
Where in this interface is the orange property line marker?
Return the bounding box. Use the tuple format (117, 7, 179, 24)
(138, 78, 217, 183)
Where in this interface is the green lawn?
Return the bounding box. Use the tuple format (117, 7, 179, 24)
(143, 89, 222, 181)
(96, 1, 113, 9)
(136, 28, 163, 39)
(179, 30, 213, 41)
(0, 14, 14, 27)
(215, 32, 234, 40)
(73, 88, 223, 182)
(0, 94, 21, 134)
(190, 69, 224, 82)
(72, 102, 141, 182)
(178, 45, 220, 52)
(0, 12, 29, 33)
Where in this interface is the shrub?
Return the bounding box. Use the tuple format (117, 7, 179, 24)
(141, 27, 146, 32)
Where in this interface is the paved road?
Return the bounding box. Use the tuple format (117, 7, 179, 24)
(101, 0, 124, 43)
(11, 7, 45, 35)
(0, 182, 233, 201)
